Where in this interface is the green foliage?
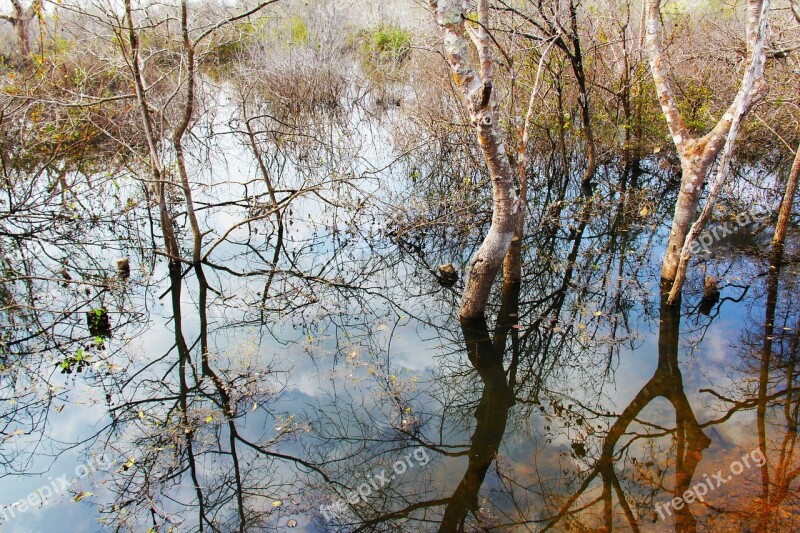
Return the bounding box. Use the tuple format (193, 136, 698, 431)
(359, 24, 411, 65)
(249, 15, 312, 50)
(677, 82, 716, 134)
(58, 348, 90, 375)
(287, 16, 310, 46)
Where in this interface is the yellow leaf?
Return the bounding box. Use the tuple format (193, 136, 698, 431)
(73, 491, 92, 502)
(205, 415, 213, 423)
(639, 205, 649, 217)
(272, 500, 283, 507)
(593, 311, 603, 316)
(578, 323, 587, 330)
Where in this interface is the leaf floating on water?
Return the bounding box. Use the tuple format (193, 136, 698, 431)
(287, 519, 297, 527)
(73, 491, 92, 502)
(272, 500, 283, 508)
(594, 311, 603, 317)
(205, 415, 213, 423)
(639, 205, 649, 217)
(578, 323, 587, 330)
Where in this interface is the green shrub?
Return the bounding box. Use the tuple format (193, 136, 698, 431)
(360, 24, 411, 65)
(287, 16, 310, 46)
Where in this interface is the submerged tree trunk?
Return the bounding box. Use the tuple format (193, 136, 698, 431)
(666, 0, 771, 303)
(772, 144, 800, 254)
(430, 0, 518, 319)
(646, 0, 769, 289)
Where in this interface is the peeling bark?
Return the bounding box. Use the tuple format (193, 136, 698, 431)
(667, 0, 771, 302)
(646, 0, 770, 291)
(430, 0, 518, 319)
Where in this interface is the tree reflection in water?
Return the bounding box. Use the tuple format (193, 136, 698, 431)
(1, 63, 799, 533)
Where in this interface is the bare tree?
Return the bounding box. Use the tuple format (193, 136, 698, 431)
(646, 0, 770, 297)
(429, 0, 518, 319)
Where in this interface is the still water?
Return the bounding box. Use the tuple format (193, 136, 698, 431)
(0, 88, 797, 532)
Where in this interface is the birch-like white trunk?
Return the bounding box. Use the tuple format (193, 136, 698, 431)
(667, 0, 771, 302)
(430, 0, 518, 319)
(503, 39, 555, 284)
(646, 0, 769, 290)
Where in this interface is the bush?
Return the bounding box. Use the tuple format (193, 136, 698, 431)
(243, 42, 348, 117)
(360, 24, 411, 65)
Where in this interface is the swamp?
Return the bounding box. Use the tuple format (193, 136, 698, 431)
(1, 0, 800, 531)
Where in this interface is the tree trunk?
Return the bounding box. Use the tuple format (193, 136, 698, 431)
(15, 16, 30, 58)
(503, 39, 554, 285)
(661, 163, 705, 280)
(172, 0, 203, 264)
(2, 0, 34, 60)
(646, 0, 769, 288)
(772, 144, 800, 253)
(430, 0, 518, 319)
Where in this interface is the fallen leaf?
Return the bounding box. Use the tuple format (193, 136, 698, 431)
(73, 491, 92, 502)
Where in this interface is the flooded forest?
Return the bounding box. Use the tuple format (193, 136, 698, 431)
(1, 0, 800, 531)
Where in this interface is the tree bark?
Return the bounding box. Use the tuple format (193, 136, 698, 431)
(503, 39, 555, 284)
(1, 0, 36, 60)
(172, 0, 203, 264)
(666, 0, 771, 302)
(646, 0, 769, 287)
(772, 144, 800, 253)
(430, 0, 518, 319)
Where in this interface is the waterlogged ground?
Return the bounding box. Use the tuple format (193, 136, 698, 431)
(1, 90, 799, 533)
